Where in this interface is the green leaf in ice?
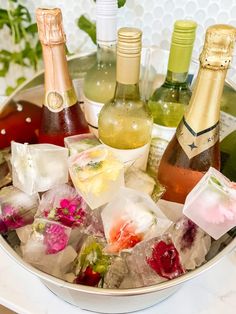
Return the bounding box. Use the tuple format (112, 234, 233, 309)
(210, 176, 223, 188)
(77, 15, 96, 45)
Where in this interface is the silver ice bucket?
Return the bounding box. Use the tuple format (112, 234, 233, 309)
(0, 51, 236, 313)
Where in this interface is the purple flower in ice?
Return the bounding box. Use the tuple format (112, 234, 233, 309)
(55, 197, 86, 228)
(43, 223, 69, 254)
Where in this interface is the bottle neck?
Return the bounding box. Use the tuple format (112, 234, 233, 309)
(114, 82, 140, 100)
(166, 70, 188, 84)
(167, 41, 193, 83)
(184, 66, 227, 131)
(97, 42, 116, 64)
(42, 44, 77, 111)
(116, 53, 141, 86)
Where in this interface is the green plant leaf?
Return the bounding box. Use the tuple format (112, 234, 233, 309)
(93, 0, 126, 7)
(25, 23, 38, 34)
(0, 9, 11, 30)
(118, 0, 126, 8)
(77, 15, 96, 45)
(5, 75, 26, 95)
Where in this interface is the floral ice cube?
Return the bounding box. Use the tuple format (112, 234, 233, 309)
(183, 167, 236, 240)
(21, 218, 74, 277)
(101, 187, 172, 253)
(124, 235, 185, 288)
(73, 236, 110, 287)
(64, 133, 100, 156)
(11, 141, 68, 195)
(37, 184, 87, 228)
(68, 145, 124, 209)
(168, 216, 211, 270)
(125, 166, 165, 202)
(0, 185, 38, 233)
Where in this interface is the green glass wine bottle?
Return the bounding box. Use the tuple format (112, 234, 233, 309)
(83, 0, 117, 137)
(147, 20, 197, 176)
(98, 28, 153, 170)
(220, 83, 236, 180)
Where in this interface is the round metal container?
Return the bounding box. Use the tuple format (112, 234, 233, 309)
(0, 52, 236, 313)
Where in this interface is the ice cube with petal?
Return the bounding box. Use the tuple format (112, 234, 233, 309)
(68, 145, 124, 209)
(0, 185, 39, 233)
(101, 187, 172, 253)
(183, 167, 236, 240)
(64, 133, 100, 156)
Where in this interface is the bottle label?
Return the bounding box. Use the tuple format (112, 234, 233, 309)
(102, 142, 150, 171)
(220, 111, 236, 141)
(83, 97, 104, 137)
(147, 123, 176, 175)
(45, 89, 77, 113)
(176, 117, 219, 159)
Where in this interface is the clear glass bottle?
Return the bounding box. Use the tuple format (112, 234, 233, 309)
(36, 8, 89, 147)
(83, 0, 117, 137)
(147, 20, 197, 176)
(98, 28, 153, 170)
(158, 24, 236, 204)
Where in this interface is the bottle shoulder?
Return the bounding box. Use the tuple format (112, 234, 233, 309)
(150, 82, 192, 103)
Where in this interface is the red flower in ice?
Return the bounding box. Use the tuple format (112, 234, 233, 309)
(180, 219, 198, 251)
(43, 223, 69, 254)
(146, 240, 185, 280)
(55, 197, 86, 228)
(74, 266, 101, 287)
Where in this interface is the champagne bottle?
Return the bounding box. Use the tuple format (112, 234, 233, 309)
(158, 24, 236, 204)
(83, 0, 117, 137)
(36, 8, 89, 146)
(147, 20, 197, 176)
(98, 28, 153, 170)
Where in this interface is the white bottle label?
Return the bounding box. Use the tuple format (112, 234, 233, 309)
(147, 123, 176, 174)
(83, 97, 104, 138)
(102, 142, 150, 171)
(220, 111, 236, 141)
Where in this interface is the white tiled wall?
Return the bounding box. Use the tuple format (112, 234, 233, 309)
(0, 0, 236, 94)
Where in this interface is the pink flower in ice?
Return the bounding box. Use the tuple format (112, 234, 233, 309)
(1, 205, 25, 230)
(55, 196, 86, 228)
(204, 203, 235, 224)
(44, 223, 69, 254)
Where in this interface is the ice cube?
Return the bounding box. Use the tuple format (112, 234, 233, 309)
(168, 216, 211, 270)
(183, 167, 236, 240)
(68, 145, 124, 209)
(101, 187, 172, 253)
(0, 185, 39, 233)
(36, 184, 87, 228)
(21, 218, 74, 278)
(64, 133, 100, 156)
(73, 236, 110, 287)
(124, 166, 165, 202)
(103, 256, 128, 289)
(124, 235, 185, 288)
(11, 141, 68, 195)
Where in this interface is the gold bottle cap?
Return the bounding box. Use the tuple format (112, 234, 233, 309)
(36, 8, 66, 45)
(117, 27, 142, 57)
(200, 24, 236, 69)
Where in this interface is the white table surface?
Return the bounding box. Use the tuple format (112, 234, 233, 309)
(0, 246, 236, 314)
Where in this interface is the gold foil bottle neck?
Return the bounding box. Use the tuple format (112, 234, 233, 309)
(36, 8, 66, 45)
(117, 27, 142, 57)
(200, 24, 236, 69)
